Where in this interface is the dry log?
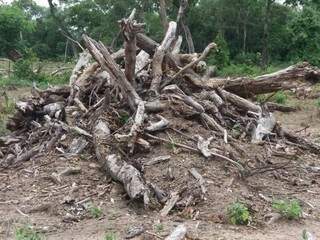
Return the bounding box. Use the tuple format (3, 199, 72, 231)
(83, 35, 142, 110)
(251, 113, 276, 143)
(160, 191, 179, 217)
(150, 21, 177, 95)
(164, 224, 187, 240)
(146, 115, 170, 132)
(144, 155, 171, 166)
(120, 9, 144, 83)
(265, 102, 297, 112)
(220, 89, 261, 113)
(68, 51, 92, 104)
(171, 42, 216, 81)
(93, 118, 149, 205)
(172, 35, 183, 54)
(189, 168, 207, 195)
(136, 33, 159, 56)
(135, 50, 150, 74)
(197, 62, 320, 96)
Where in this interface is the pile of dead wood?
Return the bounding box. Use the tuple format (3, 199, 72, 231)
(1, 8, 320, 211)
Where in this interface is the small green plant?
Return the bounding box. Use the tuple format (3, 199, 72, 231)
(274, 91, 288, 104)
(15, 225, 44, 240)
(119, 112, 130, 125)
(166, 142, 176, 151)
(88, 204, 103, 219)
(104, 232, 117, 240)
(315, 98, 320, 108)
(227, 202, 251, 225)
(272, 199, 302, 220)
(154, 223, 164, 233)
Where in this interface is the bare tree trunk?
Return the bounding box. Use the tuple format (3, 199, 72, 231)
(47, 0, 78, 58)
(176, 0, 195, 53)
(262, 0, 274, 69)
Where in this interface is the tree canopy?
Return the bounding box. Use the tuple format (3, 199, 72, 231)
(0, 0, 319, 67)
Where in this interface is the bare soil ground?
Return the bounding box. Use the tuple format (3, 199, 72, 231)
(1, 88, 320, 240)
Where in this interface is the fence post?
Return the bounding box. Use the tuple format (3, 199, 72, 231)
(8, 60, 11, 77)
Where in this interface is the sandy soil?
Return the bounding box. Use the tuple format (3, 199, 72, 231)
(1, 89, 320, 240)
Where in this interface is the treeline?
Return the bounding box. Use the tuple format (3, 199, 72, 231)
(1, 0, 320, 68)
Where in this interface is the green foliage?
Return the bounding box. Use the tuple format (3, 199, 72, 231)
(0, 94, 15, 136)
(119, 112, 130, 125)
(15, 225, 44, 240)
(218, 63, 282, 77)
(13, 59, 36, 80)
(1, 94, 15, 115)
(227, 202, 251, 225)
(104, 232, 117, 240)
(88, 204, 103, 219)
(154, 223, 164, 233)
(274, 91, 288, 104)
(207, 32, 230, 69)
(272, 199, 302, 220)
(288, 5, 320, 66)
(0, 5, 34, 56)
(315, 98, 320, 108)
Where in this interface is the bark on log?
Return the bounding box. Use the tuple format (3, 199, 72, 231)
(83, 35, 141, 110)
(265, 102, 297, 112)
(93, 119, 149, 205)
(136, 33, 159, 56)
(198, 63, 320, 96)
(150, 21, 177, 95)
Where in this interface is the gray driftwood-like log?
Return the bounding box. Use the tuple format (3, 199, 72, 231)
(164, 224, 187, 240)
(160, 191, 179, 217)
(150, 21, 177, 95)
(93, 118, 149, 205)
(193, 62, 320, 96)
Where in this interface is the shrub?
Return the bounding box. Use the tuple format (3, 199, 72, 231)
(15, 225, 43, 240)
(13, 58, 36, 80)
(207, 32, 230, 69)
(274, 91, 288, 104)
(227, 202, 251, 225)
(272, 199, 302, 220)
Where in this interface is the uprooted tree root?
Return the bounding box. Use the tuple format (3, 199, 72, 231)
(1, 7, 320, 219)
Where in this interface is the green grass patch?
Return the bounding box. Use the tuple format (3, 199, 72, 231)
(104, 232, 117, 240)
(218, 64, 283, 77)
(227, 202, 251, 225)
(272, 199, 302, 220)
(274, 91, 288, 104)
(154, 223, 164, 234)
(88, 204, 103, 219)
(15, 225, 44, 240)
(0, 94, 15, 136)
